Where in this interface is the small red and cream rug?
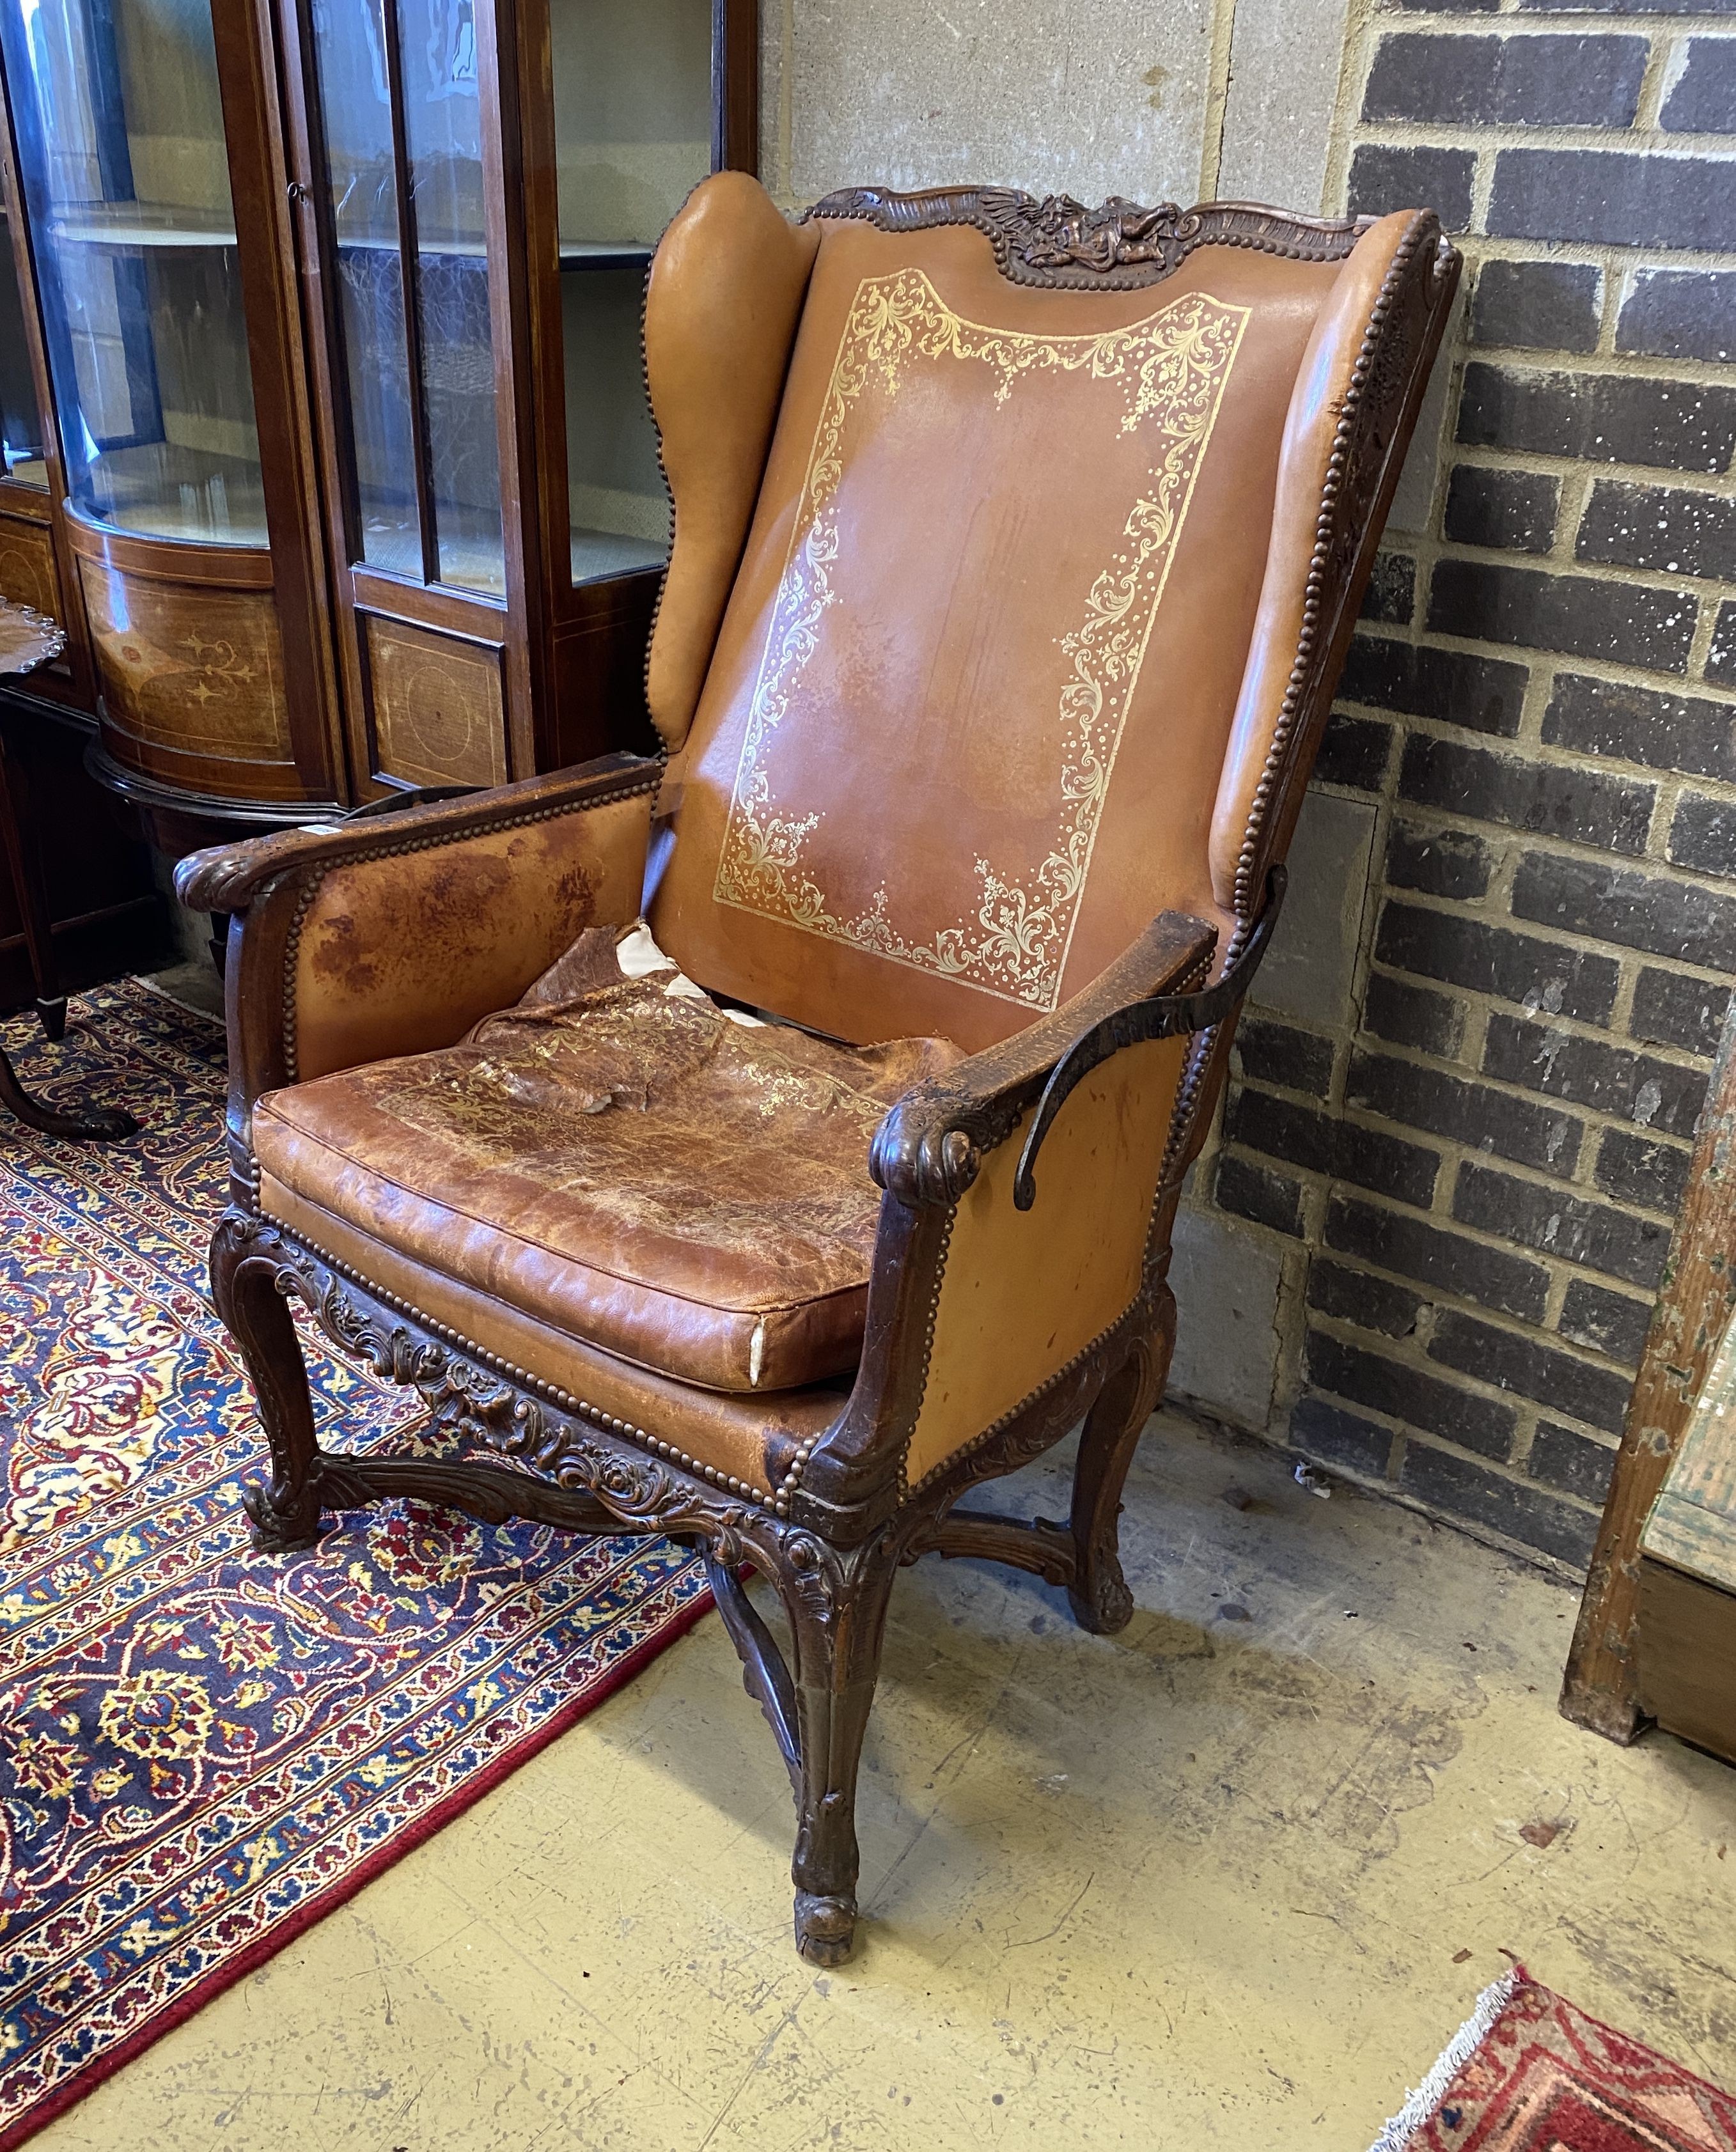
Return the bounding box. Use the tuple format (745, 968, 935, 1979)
(0, 983, 714, 2146)
(1372, 1968, 1736, 2152)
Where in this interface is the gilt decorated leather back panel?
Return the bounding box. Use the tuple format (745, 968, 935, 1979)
(651, 214, 1345, 1051)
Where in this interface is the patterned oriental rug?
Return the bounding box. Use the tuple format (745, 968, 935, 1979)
(0, 981, 712, 2148)
(1372, 1969, 1736, 2151)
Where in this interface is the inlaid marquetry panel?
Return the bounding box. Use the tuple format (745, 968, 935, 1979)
(77, 558, 292, 761)
(0, 513, 63, 624)
(364, 613, 508, 790)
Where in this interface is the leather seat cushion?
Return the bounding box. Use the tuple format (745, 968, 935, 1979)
(251, 924, 963, 1394)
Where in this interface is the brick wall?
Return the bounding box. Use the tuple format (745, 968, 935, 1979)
(1203, 4, 1736, 1571)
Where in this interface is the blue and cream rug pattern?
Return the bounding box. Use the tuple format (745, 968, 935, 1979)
(0, 980, 711, 2146)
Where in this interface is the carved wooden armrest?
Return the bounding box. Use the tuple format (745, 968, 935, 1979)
(869, 869, 1285, 1210)
(807, 874, 1285, 1517)
(175, 755, 661, 1155)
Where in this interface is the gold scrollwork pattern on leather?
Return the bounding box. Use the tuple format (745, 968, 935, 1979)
(715, 269, 1249, 1010)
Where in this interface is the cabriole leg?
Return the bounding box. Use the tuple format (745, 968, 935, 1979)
(1068, 1297, 1172, 1635)
(776, 1534, 900, 1967)
(210, 1212, 325, 1553)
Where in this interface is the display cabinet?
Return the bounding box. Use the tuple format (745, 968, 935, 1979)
(0, 0, 756, 838)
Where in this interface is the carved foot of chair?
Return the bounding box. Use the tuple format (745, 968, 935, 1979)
(0, 1045, 138, 1141)
(240, 1472, 326, 1554)
(1068, 1556, 1134, 1637)
(794, 1890, 858, 1967)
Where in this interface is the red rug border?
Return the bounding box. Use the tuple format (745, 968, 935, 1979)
(1382, 1965, 1736, 2152)
(0, 1578, 717, 2152)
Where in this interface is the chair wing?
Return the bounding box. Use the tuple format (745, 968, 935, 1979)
(642, 182, 1454, 1056)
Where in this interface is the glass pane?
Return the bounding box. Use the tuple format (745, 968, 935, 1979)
(0, 208, 48, 484)
(0, 0, 265, 543)
(551, 0, 708, 585)
(398, 0, 501, 594)
(309, 0, 419, 578)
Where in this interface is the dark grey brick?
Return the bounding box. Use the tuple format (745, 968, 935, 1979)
(1233, 1013, 1336, 1096)
(1542, 673, 1736, 782)
(1618, 271, 1736, 364)
(1227, 1088, 1441, 1208)
(1326, 1190, 1551, 1321)
(1349, 1047, 1583, 1174)
(1400, 1441, 1600, 1566)
(1349, 145, 1476, 233)
(1215, 1153, 1304, 1237)
(1317, 710, 1395, 793)
(1306, 1256, 1424, 1340)
(1511, 848, 1736, 970)
(1364, 32, 1646, 125)
(1363, 972, 1467, 1059)
(1668, 791, 1736, 880)
(1453, 1159, 1670, 1290)
(1483, 1011, 1707, 1139)
(1444, 465, 1559, 555)
(1519, 0, 1736, 13)
(1560, 1277, 1654, 1368)
(1473, 260, 1601, 355)
(1662, 38, 1736, 132)
(1290, 1396, 1395, 1481)
(1489, 149, 1736, 256)
(1595, 1127, 1692, 1217)
(1363, 552, 1416, 627)
(1398, 735, 1655, 855)
(1385, 817, 1494, 900)
(1428, 560, 1695, 674)
(1306, 1328, 1516, 1458)
(1429, 1307, 1634, 1434)
(1339, 635, 1528, 736)
(1374, 900, 1620, 1024)
(1457, 363, 1736, 476)
(1577, 481, 1736, 582)
(1529, 1423, 1619, 1508)
(1630, 965, 1730, 1056)
(1709, 598, 1736, 689)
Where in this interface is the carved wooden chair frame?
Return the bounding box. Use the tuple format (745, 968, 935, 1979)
(181, 187, 1460, 1965)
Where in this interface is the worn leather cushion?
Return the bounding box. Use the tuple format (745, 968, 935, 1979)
(252, 926, 963, 1394)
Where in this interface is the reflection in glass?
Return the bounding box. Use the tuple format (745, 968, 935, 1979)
(551, 0, 708, 584)
(309, 0, 419, 579)
(0, 0, 265, 542)
(399, 0, 501, 593)
(0, 211, 48, 484)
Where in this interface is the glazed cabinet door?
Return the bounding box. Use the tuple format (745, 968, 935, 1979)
(286, 0, 531, 797)
(0, 0, 343, 813)
(520, 0, 755, 765)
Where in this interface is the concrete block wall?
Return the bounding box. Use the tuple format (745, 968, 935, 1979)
(755, 1, 1736, 1573)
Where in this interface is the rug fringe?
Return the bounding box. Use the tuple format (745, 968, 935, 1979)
(1365, 1969, 1524, 2152)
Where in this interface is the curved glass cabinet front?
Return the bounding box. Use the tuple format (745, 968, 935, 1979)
(0, 0, 264, 545)
(0, 203, 47, 485)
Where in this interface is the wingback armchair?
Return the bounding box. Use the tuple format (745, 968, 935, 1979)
(179, 177, 1458, 1964)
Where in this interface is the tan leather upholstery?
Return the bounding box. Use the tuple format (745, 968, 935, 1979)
(256, 1175, 840, 1498)
(903, 1033, 1189, 1487)
(253, 928, 962, 1397)
(1209, 211, 1416, 910)
(291, 791, 652, 1084)
(648, 212, 1421, 1053)
(645, 174, 822, 754)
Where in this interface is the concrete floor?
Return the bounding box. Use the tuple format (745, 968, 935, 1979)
(36, 1410, 1736, 2151)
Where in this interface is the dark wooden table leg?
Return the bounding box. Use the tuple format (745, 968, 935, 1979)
(0, 718, 66, 1041)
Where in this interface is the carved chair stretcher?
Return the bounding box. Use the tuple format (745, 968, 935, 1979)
(179, 178, 1458, 1965)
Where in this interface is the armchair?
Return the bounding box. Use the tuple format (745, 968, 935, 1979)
(179, 176, 1459, 1964)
